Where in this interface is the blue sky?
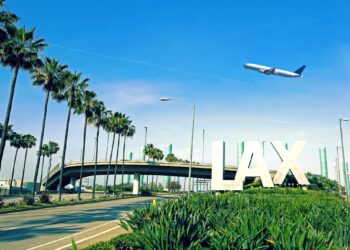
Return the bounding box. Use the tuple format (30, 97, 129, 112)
(1, 0, 350, 185)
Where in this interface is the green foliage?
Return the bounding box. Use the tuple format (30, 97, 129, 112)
(144, 144, 163, 161)
(165, 153, 177, 162)
(119, 189, 350, 249)
(306, 172, 342, 194)
(71, 239, 78, 250)
(22, 194, 35, 205)
(110, 233, 141, 249)
(39, 193, 50, 203)
(83, 241, 115, 250)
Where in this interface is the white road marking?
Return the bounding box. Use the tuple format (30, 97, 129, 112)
(54, 225, 121, 250)
(26, 217, 125, 250)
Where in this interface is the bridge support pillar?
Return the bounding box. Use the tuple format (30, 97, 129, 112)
(133, 173, 140, 195)
(70, 177, 76, 189)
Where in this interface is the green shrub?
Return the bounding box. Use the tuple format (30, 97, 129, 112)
(22, 194, 35, 205)
(83, 241, 115, 250)
(119, 189, 350, 249)
(39, 193, 50, 203)
(110, 233, 139, 249)
(140, 189, 152, 196)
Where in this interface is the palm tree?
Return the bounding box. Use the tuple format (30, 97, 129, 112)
(20, 134, 36, 193)
(44, 141, 59, 192)
(90, 101, 107, 199)
(74, 90, 96, 200)
(31, 57, 67, 195)
(120, 121, 135, 197)
(112, 114, 129, 197)
(0, 0, 18, 43)
(38, 143, 50, 191)
(55, 71, 88, 201)
(8, 132, 24, 194)
(103, 112, 120, 197)
(0, 26, 46, 171)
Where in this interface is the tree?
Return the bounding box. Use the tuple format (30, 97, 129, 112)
(38, 143, 50, 191)
(165, 153, 177, 162)
(8, 132, 24, 194)
(0, 0, 19, 43)
(31, 57, 67, 195)
(121, 120, 135, 197)
(112, 113, 129, 197)
(54, 71, 88, 201)
(0, 26, 46, 171)
(20, 134, 36, 193)
(90, 101, 107, 199)
(74, 90, 96, 200)
(103, 112, 120, 197)
(44, 141, 59, 192)
(155, 149, 164, 161)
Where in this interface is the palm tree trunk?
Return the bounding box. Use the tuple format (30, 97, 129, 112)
(77, 116, 88, 200)
(39, 156, 45, 192)
(121, 135, 126, 197)
(156, 175, 158, 190)
(9, 147, 19, 194)
(0, 65, 20, 170)
(20, 148, 28, 194)
(45, 155, 52, 192)
(31, 90, 50, 196)
(104, 131, 116, 197)
(58, 102, 72, 201)
(92, 125, 100, 199)
(113, 134, 121, 197)
(151, 175, 154, 190)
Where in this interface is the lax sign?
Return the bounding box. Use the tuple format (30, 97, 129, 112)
(211, 141, 310, 191)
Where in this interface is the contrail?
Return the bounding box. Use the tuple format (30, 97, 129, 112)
(50, 43, 238, 83)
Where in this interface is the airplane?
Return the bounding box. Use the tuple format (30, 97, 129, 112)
(243, 63, 306, 78)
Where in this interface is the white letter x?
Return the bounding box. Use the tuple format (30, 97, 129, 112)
(271, 141, 310, 185)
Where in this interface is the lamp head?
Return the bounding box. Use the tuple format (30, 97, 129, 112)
(341, 118, 349, 121)
(160, 97, 170, 101)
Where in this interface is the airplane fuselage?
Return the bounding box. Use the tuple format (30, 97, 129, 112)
(243, 63, 303, 78)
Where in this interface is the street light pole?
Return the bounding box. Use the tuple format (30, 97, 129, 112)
(336, 146, 342, 184)
(202, 129, 205, 164)
(160, 97, 195, 196)
(339, 118, 349, 198)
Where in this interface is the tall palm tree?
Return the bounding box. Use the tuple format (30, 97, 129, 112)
(8, 132, 24, 194)
(38, 143, 50, 191)
(74, 90, 96, 200)
(121, 121, 135, 197)
(31, 57, 67, 195)
(20, 134, 36, 193)
(55, 71, 88, 201)
(0, 0, 18, 43)
(112, 113, 129, 197)
(90, 101, 107, 199)
(101, 110, 112, 192)
(0, 26, 46, 171)
(103, 112, 120, 197)
(44, 141, 59, 192)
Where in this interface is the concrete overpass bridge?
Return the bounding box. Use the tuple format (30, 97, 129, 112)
(43, 160, 239, 193)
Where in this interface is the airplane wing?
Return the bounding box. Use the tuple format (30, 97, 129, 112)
(259, 68, 276, 75)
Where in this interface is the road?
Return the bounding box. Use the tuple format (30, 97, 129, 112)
(0, 195, 176, 250)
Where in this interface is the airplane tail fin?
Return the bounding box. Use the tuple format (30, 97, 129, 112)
(294, 65, 306, 75)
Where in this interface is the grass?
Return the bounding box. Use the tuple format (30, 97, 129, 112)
(84, 188, 350, 249)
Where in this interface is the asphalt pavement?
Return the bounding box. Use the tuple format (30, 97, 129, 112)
(0, 194, 176, 250)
